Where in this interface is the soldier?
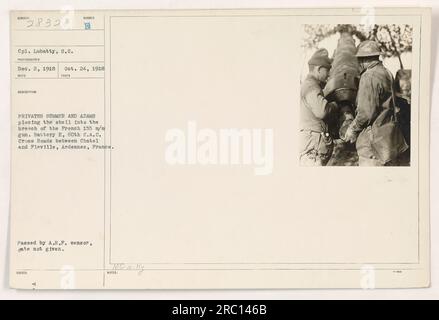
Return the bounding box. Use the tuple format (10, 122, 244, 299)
(343, 40, 398, 166)
(300, 48, 338, 166)
(394, 69, 412, 146)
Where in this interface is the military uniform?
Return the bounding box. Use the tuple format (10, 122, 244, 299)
(346, 41, 394, 166)
(394, 69, 412, 146)
(300, 75, 336, 165)
(300, 49, 337, 166)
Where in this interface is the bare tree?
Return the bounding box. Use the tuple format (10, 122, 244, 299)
(303, 24, 413, 69)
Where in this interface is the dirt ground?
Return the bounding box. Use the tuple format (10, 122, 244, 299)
(327, 142, 359, 166)
(327, 142, 411, 166)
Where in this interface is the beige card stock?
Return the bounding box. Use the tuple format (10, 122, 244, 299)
(9, 8, 431, 289)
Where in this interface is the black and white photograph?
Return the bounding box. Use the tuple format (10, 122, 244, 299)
(0, 2, 437, 301)
(300, 24, 413, 166)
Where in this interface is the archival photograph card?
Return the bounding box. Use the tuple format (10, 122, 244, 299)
(9, 8, 431, 289)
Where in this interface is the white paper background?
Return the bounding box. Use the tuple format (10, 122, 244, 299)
(0, 0, 437, 299)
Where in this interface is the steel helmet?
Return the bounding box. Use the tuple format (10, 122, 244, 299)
(355, 40, 382, 58)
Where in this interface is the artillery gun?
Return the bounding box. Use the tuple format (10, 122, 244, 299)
(323, 26, 360, 165)
(323, 25, 360, 140)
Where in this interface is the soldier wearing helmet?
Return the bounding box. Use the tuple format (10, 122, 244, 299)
(300, 48, 339, 166)
(343, 40, 396, 166)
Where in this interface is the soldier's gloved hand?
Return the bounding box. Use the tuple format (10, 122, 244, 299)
(343, 125, 358, 144)
(327, 101, 339, 113)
